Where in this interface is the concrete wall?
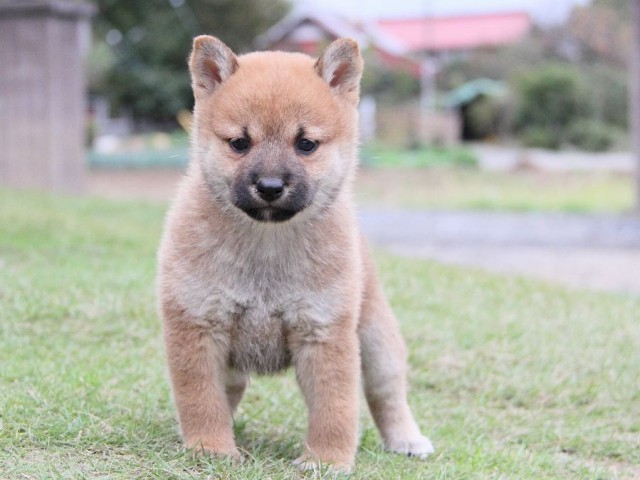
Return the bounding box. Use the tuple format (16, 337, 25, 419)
(0, 0, 93, 193)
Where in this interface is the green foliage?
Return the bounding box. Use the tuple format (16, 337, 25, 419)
(1, 189, 639, 478)
(91, 0, 290, 121)
(565, 119, 619, 152)
(520, 126, 562, 150)
(361, 144, 477, 168)
(361, 51, 420, 104)
(512, 64, 628, 151)
(511, 64, 627, 150)
(515, 64, 591, 132)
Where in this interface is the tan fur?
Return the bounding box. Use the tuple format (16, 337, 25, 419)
(157, 36, 433, 473)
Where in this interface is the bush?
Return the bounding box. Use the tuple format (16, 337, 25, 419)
(510, 64, 627, 150)
(515, 64, 592, 132)
(361, 51, 420, 104)
(521, 127, 562, 150)
(566, 119, 617, 152)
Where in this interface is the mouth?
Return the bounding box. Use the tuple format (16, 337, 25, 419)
(242, 207, 299, 223)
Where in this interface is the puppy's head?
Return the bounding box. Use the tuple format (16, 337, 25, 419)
(189, 36, 363, 223)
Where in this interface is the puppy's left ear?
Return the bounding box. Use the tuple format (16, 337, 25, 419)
(315, 38, 363, 104)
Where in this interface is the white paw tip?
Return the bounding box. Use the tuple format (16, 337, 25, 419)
(292, 457, 353, 475)
(387, 435, 435, 459)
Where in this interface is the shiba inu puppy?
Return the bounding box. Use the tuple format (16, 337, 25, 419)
(157, 35, 434, 473)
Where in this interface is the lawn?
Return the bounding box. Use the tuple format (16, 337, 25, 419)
(360, 144, 478, 169)
(1, 189, 639, 479)
(356, 144, 633, 213)
(356, 168, 634, 213)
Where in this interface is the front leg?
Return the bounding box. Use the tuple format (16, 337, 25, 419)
(163, 305, 239, 459)
(291, 323, 360, 474)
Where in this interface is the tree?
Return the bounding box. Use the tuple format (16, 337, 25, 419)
(90, 0, 289, 123)
(569, 2, 631, 67)
(514, 64, 593, 149)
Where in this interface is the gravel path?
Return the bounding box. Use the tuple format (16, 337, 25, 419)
(359, 210, 640, 295)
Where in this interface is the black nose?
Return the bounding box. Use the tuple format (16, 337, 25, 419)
(256, 177, 284, 202)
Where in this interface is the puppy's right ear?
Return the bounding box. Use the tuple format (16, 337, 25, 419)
(189, 35, 238, 99)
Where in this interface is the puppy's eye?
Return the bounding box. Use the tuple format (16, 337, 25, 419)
(229, 137, 250, 153)
(296, 138, 318, 154)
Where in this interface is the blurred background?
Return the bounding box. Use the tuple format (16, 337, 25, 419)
(84, 0, 633, 158)
(84, 0, 633, 166)
(1, 0, 639, 294)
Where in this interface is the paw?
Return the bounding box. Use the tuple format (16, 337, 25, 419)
(187, 439, 242, 462)
(292, 454, 354, 475)
(385, 435, 435, 459)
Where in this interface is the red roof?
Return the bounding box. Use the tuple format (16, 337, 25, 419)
(376, 12, 531, 52)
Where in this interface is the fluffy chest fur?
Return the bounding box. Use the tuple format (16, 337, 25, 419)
(158, 180, 360, 374)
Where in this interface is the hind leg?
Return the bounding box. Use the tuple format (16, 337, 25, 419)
(358, 251, 434, 457)
(225, 368, 248, 414)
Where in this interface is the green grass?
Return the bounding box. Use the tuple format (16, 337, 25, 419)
(361, 144, 478, 168)
(88, 148, 189, 169)
(1, 189, 639, 479)
(356, 168, 634, 213)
